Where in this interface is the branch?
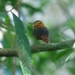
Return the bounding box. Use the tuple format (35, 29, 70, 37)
(0, 39, 74, 57)
(31, 39, 75, 53)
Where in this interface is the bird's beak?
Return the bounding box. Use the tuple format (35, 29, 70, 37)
(29, 22, 35, 27)
(29, 22, 34, 25)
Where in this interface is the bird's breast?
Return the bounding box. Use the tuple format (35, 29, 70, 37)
(33, 27, 49, 36)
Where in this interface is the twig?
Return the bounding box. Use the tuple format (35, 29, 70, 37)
(5, 0, 21, 13)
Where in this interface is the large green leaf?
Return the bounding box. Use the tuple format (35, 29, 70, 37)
(13, 13, 30, 52)
(13, 13, 32, 75)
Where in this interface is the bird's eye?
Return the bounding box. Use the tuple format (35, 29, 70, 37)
(33, 21, 41, 26)
(34, 22, 38, 25)
(36, 21, 40, 24)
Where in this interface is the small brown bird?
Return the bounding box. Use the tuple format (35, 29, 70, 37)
(33, 20, 49, 43)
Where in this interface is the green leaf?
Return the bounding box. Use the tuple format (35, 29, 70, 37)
(12, 13, 30, 52)
(55, 49, 73, 67)
(2, 31, 15, 48)
(5, 15, 15, 31)
(0, 12, 7, 18)
(13, 13, 32, 75)
(6, 58, 13, 70)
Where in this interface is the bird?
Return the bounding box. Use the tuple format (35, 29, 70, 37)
(32, 20, 49, 43)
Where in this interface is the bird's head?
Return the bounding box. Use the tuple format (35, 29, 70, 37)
(33, 20, 45, 28)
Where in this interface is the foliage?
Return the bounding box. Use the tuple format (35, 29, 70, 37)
(0, 0, 75, 75)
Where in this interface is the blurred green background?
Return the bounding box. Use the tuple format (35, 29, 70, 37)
(0, 0, 75, 75)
